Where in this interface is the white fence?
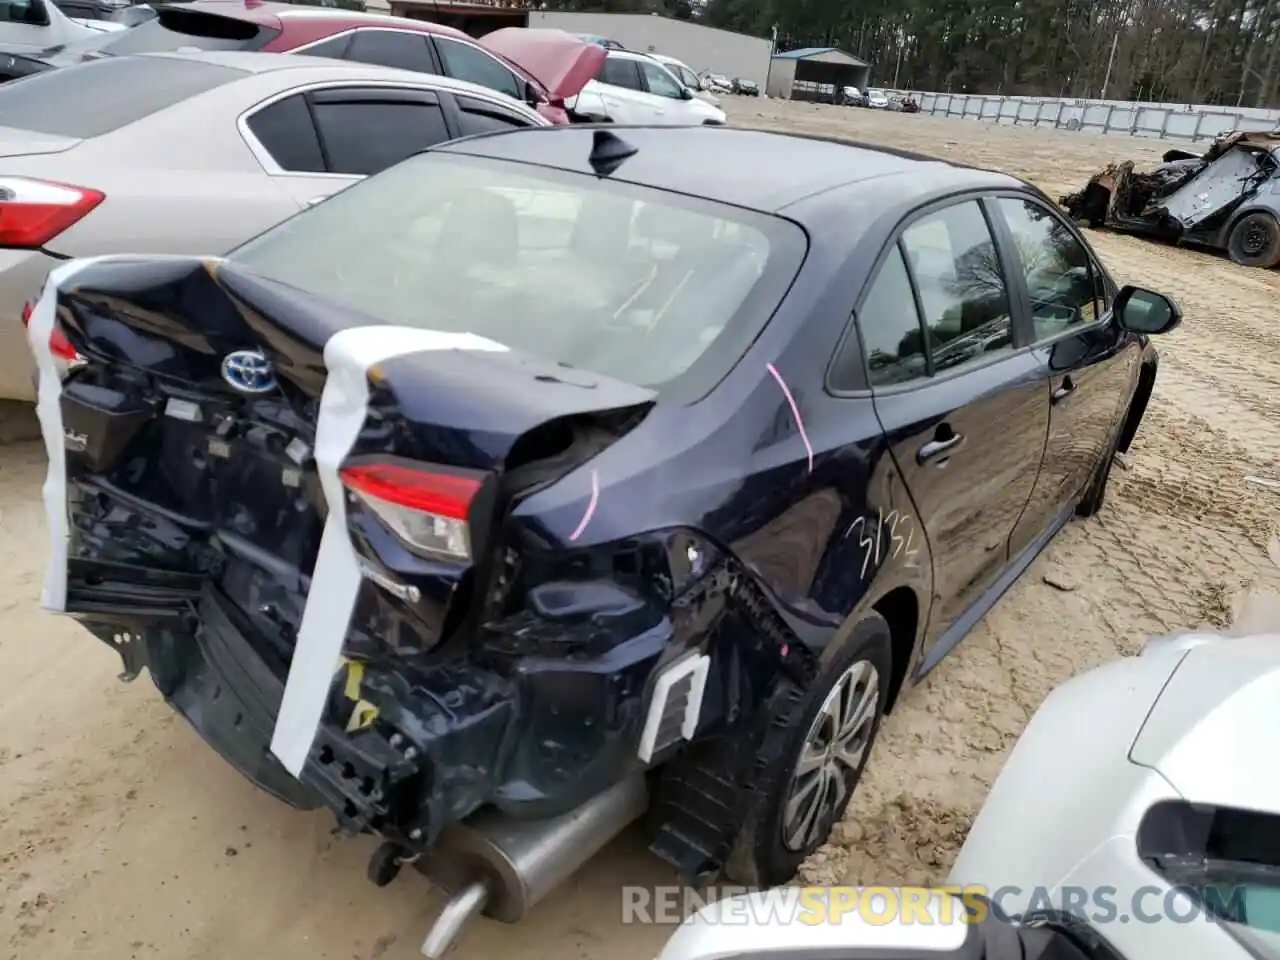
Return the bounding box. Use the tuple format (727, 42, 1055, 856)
(900, 92, 1280, 142)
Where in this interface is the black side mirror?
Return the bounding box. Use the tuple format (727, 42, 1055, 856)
(679, 85, 693, 100)
(1114, 284, 1181, 335)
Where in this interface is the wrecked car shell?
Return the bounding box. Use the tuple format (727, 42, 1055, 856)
(1060, 130, 1280, 268)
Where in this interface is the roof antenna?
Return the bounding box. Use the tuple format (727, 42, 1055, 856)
(588, 129, 637, 178)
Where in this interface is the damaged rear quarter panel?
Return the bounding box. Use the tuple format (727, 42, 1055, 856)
(507, 193, 935, 733)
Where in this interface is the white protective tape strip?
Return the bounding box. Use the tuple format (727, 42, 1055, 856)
(269, 325, 508, 778)
(635, 652, 709, 764)
(29, 254, 198, 613)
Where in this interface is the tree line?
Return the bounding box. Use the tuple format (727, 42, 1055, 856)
(548, 0, 1280, 107)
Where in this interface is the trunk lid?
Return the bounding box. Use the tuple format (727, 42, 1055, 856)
(0, 125, 80, 157)
(479, 27, 605, 103)
(49, 256, 654, 656)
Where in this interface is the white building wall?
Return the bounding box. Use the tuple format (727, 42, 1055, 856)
(531, 12, 773, 89)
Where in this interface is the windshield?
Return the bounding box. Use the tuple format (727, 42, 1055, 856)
(1221, 882, 1280, 959)
(671, 64, 699, 88)
(229, 152, 806, 399)
(1140, 800, 1280, 960)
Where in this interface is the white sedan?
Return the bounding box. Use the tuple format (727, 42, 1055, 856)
(659, 630, 1280, 960)
(865, 87, 891, 108)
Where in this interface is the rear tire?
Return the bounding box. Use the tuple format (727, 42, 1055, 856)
(1077, 429, 1120, 517)
(723, 614, 892, 888)
(1226, 212, 1280, 268)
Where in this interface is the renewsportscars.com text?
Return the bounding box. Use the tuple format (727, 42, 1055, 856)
(621, 884, 1251, 926)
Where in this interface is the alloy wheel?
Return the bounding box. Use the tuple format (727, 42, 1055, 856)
(781, 659, 881, 852)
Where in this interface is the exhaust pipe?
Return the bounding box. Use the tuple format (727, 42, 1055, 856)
(417, 775, 649, 958)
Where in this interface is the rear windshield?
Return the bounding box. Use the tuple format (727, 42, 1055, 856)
(0, 55, 244, 138)
(93, 8, 279, 55)
(229, 153, 806, 400)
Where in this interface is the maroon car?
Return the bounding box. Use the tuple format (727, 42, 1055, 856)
(47, 1, 604, 124)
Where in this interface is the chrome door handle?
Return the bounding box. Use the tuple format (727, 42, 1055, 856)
(917, 432, 964, 464)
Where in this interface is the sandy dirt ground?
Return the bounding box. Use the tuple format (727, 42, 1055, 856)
(2, 100, 1279, 960)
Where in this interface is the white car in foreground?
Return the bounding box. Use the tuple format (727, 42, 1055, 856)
(659, 631, 1280, 960)
(571, 48, 725, 125)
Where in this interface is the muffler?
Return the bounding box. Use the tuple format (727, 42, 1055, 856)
(416, 775, 649, 957)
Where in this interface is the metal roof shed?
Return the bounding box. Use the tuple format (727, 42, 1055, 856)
(767, 47, 870, 102)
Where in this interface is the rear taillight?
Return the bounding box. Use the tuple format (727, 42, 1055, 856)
(0, 178, 104, 249)
(340, 461, 482, 563)
(21, 299, 81, 363)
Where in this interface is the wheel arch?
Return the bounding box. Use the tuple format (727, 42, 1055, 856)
(1214, 202, 1280, 249)
(1117, 357, 1157, 454)
(872, 585, 921, 714)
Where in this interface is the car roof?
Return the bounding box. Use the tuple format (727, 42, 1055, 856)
(607, 49, 664, 64)
(132, 48, 547, 116)
(437, 125, 1021, 213)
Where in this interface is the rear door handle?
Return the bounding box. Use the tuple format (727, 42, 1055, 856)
(305, 196, 326, 208)
(1051, 376, 1076, 403)
(917, 432, 964, 464)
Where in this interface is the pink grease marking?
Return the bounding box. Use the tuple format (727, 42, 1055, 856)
(766, 361, 814, 474)
(568, 469, 600, 542)
(780, 644, 790, 657)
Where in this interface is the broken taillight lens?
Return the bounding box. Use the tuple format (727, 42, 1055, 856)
(21, 299, 81, 363)
(340, 461, 482, 563)
(0, 178, 104, 249)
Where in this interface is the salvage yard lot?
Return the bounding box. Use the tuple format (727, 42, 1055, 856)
(2, 101, 1278, 960)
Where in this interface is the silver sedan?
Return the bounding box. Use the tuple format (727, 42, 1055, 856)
(0, 49, 549, 400)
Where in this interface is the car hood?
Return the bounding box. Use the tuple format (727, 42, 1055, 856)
(479, 27, 605, 103)
(1130, 632, 1280, 813)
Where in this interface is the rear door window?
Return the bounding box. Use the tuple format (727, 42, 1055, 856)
(433, 37, 520, 99)
(0, 55, 244, 138)
(454, 94, 536, 136)
(598, 54, 642, 90)
(899, 200, 1016, 374)
(0, 0, 46, 23)
(310, 91, 450, 176)
(245, 93, 325, 174)
(94, 9, 279, 55)
(343, 29, 434, 74)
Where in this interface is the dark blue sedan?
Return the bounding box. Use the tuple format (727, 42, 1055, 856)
(43, 124, 1180, 924)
